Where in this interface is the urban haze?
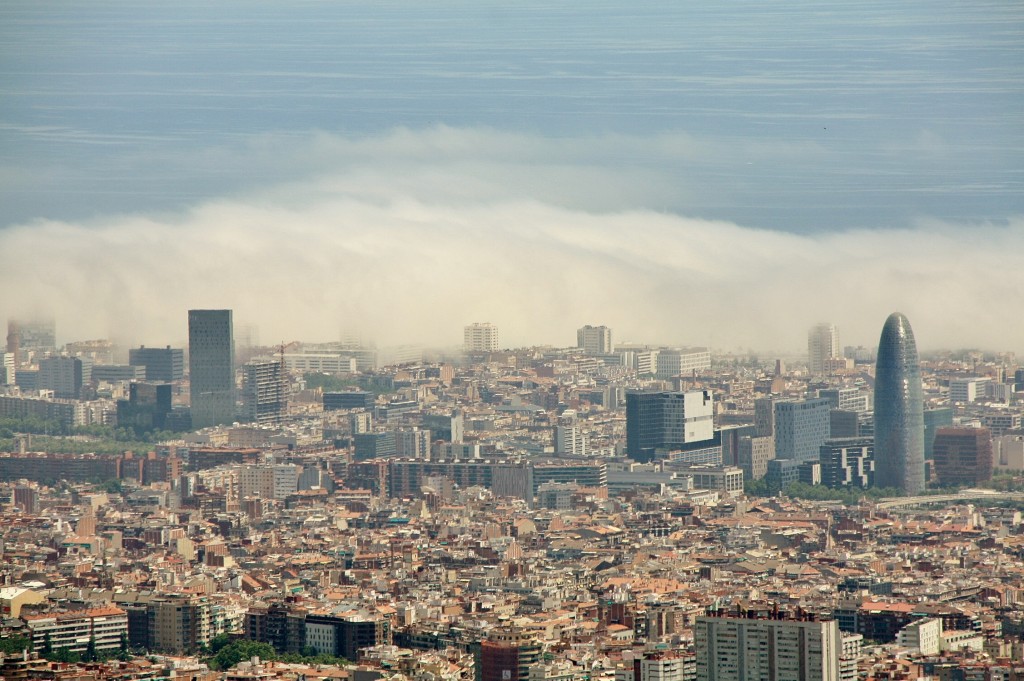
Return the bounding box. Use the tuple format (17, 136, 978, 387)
(1, 2, 1024, 680)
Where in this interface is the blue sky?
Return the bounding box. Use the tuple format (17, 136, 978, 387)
(1, 1, 1022, 349)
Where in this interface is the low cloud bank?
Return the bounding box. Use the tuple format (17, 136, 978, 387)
(2, 128, 1020, 354)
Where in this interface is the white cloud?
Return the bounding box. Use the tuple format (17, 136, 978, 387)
(2, 127, 1022, 354)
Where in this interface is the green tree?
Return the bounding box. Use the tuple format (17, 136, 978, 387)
(211, 640, 276, 671)
(207, 633, 233, 654)
(84, 636, 97, 662)
(279, 650, 349, 666)
(41, 632, 52, 657)
(102, 479, 124, 495)
(0, 635, 33, 655)
(50, 648, 81, 663)
(303, 373, 357, 392)
(744, 477, 769, 497)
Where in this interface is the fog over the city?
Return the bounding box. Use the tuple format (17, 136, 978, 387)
(2, 1, 1021, 353)
(1, 127, 1021, 353)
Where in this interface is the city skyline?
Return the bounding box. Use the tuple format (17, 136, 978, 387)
(1, 2, 1022, 671)
(2, 309, 1023, 360)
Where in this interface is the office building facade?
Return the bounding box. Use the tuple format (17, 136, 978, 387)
(774, 398, 831, 462)
(396, 427, 431, 459)
(738, 435, 776, 481)
(932, 427, 993, 487)
(873, 312, 925, 494)
(117, 382, 173, 433)
(818, 388, 869, 413)
(626, 390, 715, 463)
(754, 398, 776, 437)
(188, 309, 235, 429)
(923, 407, 953, 460)
(38, 356, 89, 399)
(577, 325, 613, 355)
(765, 458, 802, 494)
(819, 437, 874, 489)
(305, 614, 390, 661)
(129, 346, 185, 382)
(655, 348, 712, 379)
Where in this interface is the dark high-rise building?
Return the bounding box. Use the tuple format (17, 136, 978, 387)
(765, 458, 801, 494)
(873, 312, 925, 494)
(625, 390, 714, 462)
(353, 431, 397, 461)
(829, 410, 860, 439)
(117, 382, 174, 434)
(129, 346, 185, 382)
(323, 391, 375, 411)
(932, 427, 993, 487)
(38, 356, 87, 399)
(303, 614, 390, 660)
(188, 310, 235, 429)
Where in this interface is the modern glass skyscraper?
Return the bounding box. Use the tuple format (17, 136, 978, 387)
(873, 312, 925, 494)
(188, 309, 235, 429)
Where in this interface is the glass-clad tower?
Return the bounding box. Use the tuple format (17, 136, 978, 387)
(188, 309, 235, 429)
(873, 312, 925, 494)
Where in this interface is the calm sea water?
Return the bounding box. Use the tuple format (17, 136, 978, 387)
(1, 0, 1021, 231)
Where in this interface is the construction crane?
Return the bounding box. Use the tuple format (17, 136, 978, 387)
(276, 339, 299, 376)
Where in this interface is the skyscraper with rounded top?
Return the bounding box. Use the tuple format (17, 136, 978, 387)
(873, 312, 925, 494)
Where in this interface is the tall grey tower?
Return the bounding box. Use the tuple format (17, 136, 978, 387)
(873, 312, 924, 494)
(808, 323, 841, 375)
(188, 309, 235, 429)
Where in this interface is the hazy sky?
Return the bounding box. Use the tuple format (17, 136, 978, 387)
(1, 1, 1022, 352)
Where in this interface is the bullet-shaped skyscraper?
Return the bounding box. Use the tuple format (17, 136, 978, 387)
(873, 312, 925, 494)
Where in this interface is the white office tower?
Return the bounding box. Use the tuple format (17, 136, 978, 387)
(808, 323, 841, 376)
(696, 612, 840, 681)
(464, 322, 499, 352)
(577, 325, 612, 355)
(655, 347, 712, 379)
(555, 410, 588, 456)
(0, 353, 14, 384)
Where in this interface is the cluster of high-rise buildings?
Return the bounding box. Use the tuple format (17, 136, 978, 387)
(1, 310, 1023, 679)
